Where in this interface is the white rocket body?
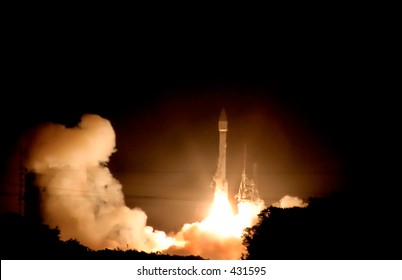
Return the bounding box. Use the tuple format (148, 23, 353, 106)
(214, 109, 228, 196)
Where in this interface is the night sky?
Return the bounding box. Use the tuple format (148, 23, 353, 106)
(1, 28, 397, 233)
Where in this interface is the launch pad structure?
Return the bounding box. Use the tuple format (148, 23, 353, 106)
(235, 146, 262, 205)
(211, 109, 262, 205)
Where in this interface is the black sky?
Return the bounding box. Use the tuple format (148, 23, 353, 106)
(1, 23, 398, 232)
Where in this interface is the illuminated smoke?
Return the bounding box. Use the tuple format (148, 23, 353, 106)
(272, 195, 308, 208)
(164, 188, 265, 259)
(24, 114, 173, 252)
(23, 114, 267, 259)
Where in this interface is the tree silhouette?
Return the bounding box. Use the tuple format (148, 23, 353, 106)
(0, 212, 62, 259)
(242, 192, 402, 260)
(242, 206, 310, 259)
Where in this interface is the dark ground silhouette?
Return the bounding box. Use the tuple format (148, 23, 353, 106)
(0, 212, 203, 260)
(242, 190, 402, 260)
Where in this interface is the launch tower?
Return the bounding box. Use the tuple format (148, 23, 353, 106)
(235, 145, 262, 204)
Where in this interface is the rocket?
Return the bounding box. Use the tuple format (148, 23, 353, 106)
(212, 109, 228, 196)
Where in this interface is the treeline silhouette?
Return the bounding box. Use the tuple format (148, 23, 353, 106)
(0, 212, 203, 260)
(242, 191, 402, 259)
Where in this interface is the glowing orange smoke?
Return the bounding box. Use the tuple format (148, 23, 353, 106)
(165, 184, 265, 259)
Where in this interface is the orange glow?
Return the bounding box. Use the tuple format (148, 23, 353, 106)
(165, 183, 265, 259)
(201, 188, 264, 238)
(199, 185, 265, 238)
(201, 189, 240, 237)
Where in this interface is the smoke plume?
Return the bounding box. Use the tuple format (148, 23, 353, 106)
(272, 195, 308, 208)
(24, 114, 173, 251)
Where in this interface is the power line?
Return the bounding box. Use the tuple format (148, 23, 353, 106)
(3, 165, 344, 174)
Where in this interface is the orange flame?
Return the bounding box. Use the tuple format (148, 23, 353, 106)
(165, 184, 265, 259)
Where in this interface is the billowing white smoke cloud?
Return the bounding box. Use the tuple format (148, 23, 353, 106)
(24, 114, 173, 251)
(272, 195, 308, 208)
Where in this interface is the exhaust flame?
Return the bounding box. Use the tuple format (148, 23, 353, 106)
(165, 185, 265, 259)
(201, 189, 237, 236)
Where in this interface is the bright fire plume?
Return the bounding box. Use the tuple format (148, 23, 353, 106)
(165, 185, 265, 259)
(201, 190, 238, 236)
